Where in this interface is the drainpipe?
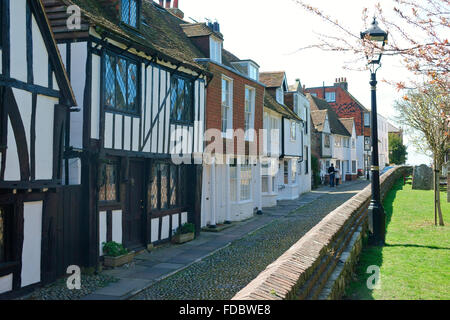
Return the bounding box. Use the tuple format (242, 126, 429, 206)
(210, 158, 217, 228)
(257, 161, 263, 215)
(225, 163, 231, 224)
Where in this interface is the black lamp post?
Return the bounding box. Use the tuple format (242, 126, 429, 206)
(361, 17, 388, 246)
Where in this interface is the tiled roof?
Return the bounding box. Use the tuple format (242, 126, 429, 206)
(43, 0, 209, 74)
(264, 93, 302, 121)
(307, 94, 351, 137)
(180, 22, 223, 40)
(259, 71, 286, 88)
(339, 118, 355, 135)
(311, 110, 328, 132)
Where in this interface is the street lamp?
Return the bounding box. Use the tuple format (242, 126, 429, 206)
(361, 17, 388, 246)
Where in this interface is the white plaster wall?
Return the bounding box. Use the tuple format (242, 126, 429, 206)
(21, 201, 43, 287)
(35, 95, 56, 180)
(172, 213, 180, 236)
(70, 42, 88, 149)
(32, 16, 48, 88)
(181, 212, 188, 225)
(4, 119, 20, 181)
(151, 218, 159, 243)
(104, 112, 113, 149)
(99, 211, 107, 256)
(68, 158, 81, 185)
(10, 0, 27, 82)
(161, 215, 170, 240)
(0, 274, 13, 295)
(91, 54, 101, 140)
(112, 210, 122, 244)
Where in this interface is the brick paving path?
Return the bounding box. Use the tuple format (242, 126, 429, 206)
(83, 180, 369, 300)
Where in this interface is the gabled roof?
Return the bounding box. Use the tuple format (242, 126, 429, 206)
(259, 71, 286, 89)
(34, 0, 76, 106)
(43, 0, 209, 76)
(339, 118, 355, 135)
(264, 93, 302, 121)
(180, 22, 224, 40)
(307, 94, 351, 137)
(305, 84, 369, 112)
(311, 110, 328, 132)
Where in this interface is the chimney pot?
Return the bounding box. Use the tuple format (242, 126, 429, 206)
(159, 0, 164, 6)
(165, 0, 171, 9)
(174, 0, 179, 8)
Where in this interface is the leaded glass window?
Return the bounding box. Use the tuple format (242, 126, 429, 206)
(99, 162, 118, 202)
(148, 162, 188, 212)
(170, 76, 194, 124)
(121, 0, 138, 28)
(104, 52, 138, 113)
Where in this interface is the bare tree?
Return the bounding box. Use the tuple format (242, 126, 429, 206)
(394, 82, 449, 226)
(293, 0, 450, 91)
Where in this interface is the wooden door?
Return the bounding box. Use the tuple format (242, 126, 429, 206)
(124, 161, 145, 249)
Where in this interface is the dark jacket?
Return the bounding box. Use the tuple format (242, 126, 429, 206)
(328, 166, 335, 174)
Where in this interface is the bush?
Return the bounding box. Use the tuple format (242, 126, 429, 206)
(175, 223, 195, 235)
(102, 241, 128, 257)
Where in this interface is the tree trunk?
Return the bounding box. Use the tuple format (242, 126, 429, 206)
(434, 159, 438, 226)
(436, 162, 445, 226)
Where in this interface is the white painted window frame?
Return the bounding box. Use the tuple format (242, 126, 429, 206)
(244, 86, 256, 142)
(221, 75, 233, 138)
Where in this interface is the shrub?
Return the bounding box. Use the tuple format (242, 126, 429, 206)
(102, 241, 128, 257)
(175, 223, 195, 235)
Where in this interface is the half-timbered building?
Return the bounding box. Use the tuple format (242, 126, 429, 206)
(42, 0, 210, 267)
(0, 0, 76, 296)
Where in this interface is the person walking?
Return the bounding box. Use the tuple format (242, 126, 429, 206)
(328, 164, 336, 187)
(335, 167, 341, 186)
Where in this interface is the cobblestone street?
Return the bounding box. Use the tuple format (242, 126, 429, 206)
(132, 180, 369, 300)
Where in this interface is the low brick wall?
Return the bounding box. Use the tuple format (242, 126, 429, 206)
(233, 166, 412, 300)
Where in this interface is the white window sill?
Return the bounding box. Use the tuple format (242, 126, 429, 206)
(232, 199, 253, 205)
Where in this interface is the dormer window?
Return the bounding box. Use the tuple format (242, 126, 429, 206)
(121, 0, 139, 28)
(276, 88, 284, 104)
(210, 37, 222, 64)
(248, 64, 258, 81)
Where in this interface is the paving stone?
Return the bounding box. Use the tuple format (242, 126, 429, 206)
(94, 279, 153, 297)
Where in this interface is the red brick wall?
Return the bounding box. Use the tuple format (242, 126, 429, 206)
(205, 63, 264, 156)
(305, 87, 369, 137)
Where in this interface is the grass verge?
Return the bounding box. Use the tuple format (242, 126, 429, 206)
(344, 179, 449, 300)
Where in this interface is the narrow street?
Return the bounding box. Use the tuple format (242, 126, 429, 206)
(131, 180, 369, 300)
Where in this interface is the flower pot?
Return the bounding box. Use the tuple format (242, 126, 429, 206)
(172, 232, 195, 244)
(103, 251, 135, 268)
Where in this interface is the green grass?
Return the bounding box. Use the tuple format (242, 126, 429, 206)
(344, 179, 450, 300)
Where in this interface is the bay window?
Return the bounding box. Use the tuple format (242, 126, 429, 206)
(104, 52, 138, 113)
(170, 75, 194, 124)
(283, 161, 289, 184)
(290, 121, 297, 141)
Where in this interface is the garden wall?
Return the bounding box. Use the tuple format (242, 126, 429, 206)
(232, 166, 412, 300)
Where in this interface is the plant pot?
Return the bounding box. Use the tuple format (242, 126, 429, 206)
(103, 251, 135, 268)
(172, 232, 195, 244)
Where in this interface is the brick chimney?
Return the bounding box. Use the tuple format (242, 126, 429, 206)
(334, 77, 348, 91)
(166, 0, 184, 19)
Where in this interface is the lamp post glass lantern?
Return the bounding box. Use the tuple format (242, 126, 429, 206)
(361, 17, 388, 246)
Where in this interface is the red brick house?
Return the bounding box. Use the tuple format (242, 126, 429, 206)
(180, 21, 265, 227)
(305, 78, 371, 177)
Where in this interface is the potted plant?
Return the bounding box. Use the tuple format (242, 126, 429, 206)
(102, 241, 135, 268)
(172, 223, 195, 244)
